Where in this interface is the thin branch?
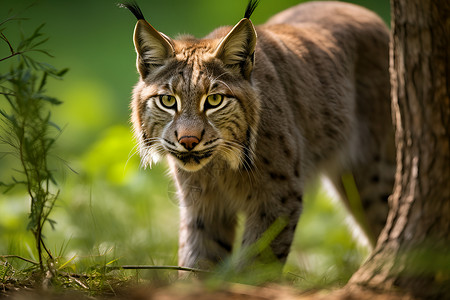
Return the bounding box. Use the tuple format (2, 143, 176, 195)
(1, 32, 14, 54)
(0, 255, 39, 265)
(40, 236, 54, 260)
(107, 265, 209, 273)
(0, 48, 47, 63)
(0, 52, 23, 62)
(0, 92, 15, 96)
(68, 275, 89, 289)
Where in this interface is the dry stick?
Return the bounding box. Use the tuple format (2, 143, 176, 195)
(107, 265, 209, 273)
(0, 255, 39, 265)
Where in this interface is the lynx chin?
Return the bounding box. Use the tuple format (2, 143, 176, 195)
(122, 0, 395, 270)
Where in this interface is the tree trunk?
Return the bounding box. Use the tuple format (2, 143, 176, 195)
(348, 0, 450, 298)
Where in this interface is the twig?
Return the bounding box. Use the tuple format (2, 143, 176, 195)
(107, 265, 209, 273)
(0, 48, 44, 63)
(40, 235, 54, 260)
(71, 276, 89, 289)
(0, 255, 39, 265)
(0, 92, 15, 96)
(0, 52, 23, 62)
(1, 32, 14, 54)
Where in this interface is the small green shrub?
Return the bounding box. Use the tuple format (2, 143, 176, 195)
(0, 15, 68, 273)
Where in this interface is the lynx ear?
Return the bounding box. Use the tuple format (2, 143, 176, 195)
(133, 19, 175, 77)
(214, 18, 257, 79)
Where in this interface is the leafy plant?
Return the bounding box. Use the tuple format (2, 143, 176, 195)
(0, 15, 68, 273)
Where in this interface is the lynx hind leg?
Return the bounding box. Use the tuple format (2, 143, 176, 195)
(351, 137, 396, 239)
(328, 136, 395, 246)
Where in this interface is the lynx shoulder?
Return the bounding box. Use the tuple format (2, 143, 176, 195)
(122, 1, 394, 269)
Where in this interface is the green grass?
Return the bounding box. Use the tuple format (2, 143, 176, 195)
(1, 157, 370, 293)
(1, 124, 370, 293)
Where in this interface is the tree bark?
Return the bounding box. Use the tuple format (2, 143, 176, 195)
(348, 0, 450, 298)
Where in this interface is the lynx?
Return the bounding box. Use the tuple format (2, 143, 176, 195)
(122, 0, 395, 269)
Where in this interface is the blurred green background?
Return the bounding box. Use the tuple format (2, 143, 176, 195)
(0, 0, 389, 286)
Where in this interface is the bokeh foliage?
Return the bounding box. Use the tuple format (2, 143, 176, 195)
(0, 0, 389, 289)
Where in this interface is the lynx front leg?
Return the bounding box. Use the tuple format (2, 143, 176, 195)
(241, 195, 302, 265)
(178, 204, 237, 269)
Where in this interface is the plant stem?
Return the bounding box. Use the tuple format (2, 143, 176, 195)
(40, 235, 53, 260)
(0, 255, 39, 265)
(34, 228, 44, 272)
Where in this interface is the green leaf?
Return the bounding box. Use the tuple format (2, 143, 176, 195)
(0, 109, 11, 120)
(57, 255, 77, 271)
(38, 71, 47, 92)
(48, 121, 61, 131)
(47, 218, 57, 230)
(33, 49, 53, 58)
(30, 37, 49, 50)
(56, 68, 69, 77)
(40, 95, 62, 105)
(0, 181, 16, 193)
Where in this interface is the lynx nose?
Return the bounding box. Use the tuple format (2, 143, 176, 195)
(178, 136, 200, 151)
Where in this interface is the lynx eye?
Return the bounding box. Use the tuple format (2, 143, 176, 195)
(159, 95, 177, 110)
(205, 94, 224, 110)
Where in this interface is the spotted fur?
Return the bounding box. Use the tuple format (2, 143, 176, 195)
(123, 1, 395, 270)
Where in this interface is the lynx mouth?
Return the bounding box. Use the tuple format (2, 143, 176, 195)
(167, 148, 215, 171)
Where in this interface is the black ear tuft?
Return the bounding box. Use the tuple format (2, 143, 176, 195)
(118, 1, 145, 20)
(244, 0, 259, 19)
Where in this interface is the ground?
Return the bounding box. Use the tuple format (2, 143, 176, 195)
(1, 282, 418, 300)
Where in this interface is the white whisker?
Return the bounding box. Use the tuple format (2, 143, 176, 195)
(124, 143, 141, 171)
(137, 137, 167, 169)
(219, 139, 261, 186)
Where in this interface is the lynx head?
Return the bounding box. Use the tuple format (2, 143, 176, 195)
(122, 1, 260, 172)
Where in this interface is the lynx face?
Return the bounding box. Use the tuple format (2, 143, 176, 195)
(133, 50, 259, 171)
(129, 10, 260, 172)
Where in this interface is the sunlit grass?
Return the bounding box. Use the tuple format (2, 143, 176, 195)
(286, 181, 370, 289)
